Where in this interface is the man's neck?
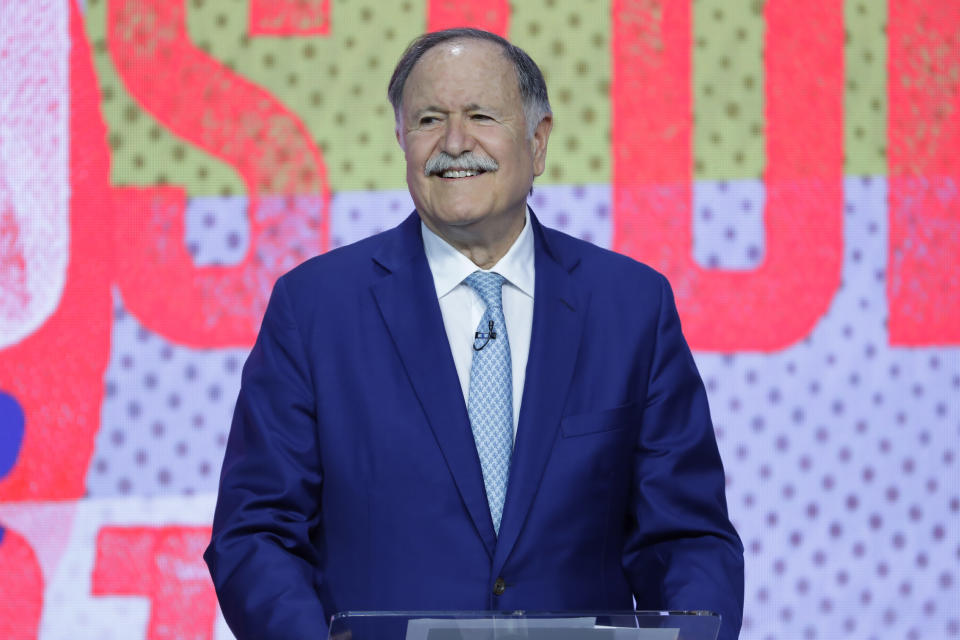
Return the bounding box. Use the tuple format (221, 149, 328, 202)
(424, 210, 526, 270)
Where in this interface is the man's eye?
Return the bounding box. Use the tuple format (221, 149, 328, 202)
(471, 114, 492, 120)
(419, 116, 438, 125)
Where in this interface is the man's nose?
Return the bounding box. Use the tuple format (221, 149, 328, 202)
(440, 116, 474, 156)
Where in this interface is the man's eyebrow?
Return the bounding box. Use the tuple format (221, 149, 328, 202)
(413, 105, 447, 117)
(464, 103, 499, 113)
(412, 103, 497, 117)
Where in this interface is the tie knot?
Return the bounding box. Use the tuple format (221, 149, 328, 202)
(465, 271, 506, 310)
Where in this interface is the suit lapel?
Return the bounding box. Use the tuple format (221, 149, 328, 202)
(493, 217, 585, 572)
(371, 214, 498, 557)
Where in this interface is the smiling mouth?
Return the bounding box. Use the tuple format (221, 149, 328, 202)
(438, 169, 488, 179)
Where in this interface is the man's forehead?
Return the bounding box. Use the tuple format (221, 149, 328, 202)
(435, 39, 469, 57)
(419, 37, 505, 63)
(401, 39, 519, 105)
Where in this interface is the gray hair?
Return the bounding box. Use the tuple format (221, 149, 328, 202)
(388, 28, 552, 138)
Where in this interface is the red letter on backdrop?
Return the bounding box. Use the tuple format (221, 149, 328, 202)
(108, 0, 329, 348)
(0, 0, 112, 501)
(0, 526, 43, 639)
(249, 0, 330, 36)
(887, 1, 960, 345)
(427, 0, 509, 35)
(92, 526, 216, 640)
(611, 0, 844, 351)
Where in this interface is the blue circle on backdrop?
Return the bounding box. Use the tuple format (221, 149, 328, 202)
(0, 390, 25, 481)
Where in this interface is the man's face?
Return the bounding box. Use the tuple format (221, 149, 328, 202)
(396, 38, 551, 241)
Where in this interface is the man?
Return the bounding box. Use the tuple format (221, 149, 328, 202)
(206, 28, 744, 640)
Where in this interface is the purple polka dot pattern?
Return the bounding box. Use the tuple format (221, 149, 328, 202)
(183, 194, 324, 271)
(84, 178, 959, 639)
(183, 195, 250, 266)
(693, 179, 765, 269)
(527, 184, 612, 247)
(698, 176, 960, 639)
(328, 184, 611, 250)
(329, 189, 413, 249)
(85, 293, 246, 496)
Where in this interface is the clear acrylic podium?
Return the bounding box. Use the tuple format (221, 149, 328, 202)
(328, 611, 721, 640)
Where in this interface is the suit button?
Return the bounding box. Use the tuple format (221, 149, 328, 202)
(493, 577, 506, 596)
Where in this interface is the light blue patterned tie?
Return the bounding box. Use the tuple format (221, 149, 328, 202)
(465, 271, 513, 534)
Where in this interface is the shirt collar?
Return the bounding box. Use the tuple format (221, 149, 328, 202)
(421, 208, 535, 299)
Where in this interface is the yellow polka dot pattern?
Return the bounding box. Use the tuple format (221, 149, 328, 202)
(692, 0, 765, 180)
(843, 0, 888, 176)
(510, 0, 611, 184)
(193, 0, 425, 193)
(83, 0, 893, 195)
(83, 0, 612, 194)
(85, 0, 246, 195)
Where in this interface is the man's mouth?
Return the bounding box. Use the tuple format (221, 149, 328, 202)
(425, 152, 499, 178)
(439, 169, 487, 179)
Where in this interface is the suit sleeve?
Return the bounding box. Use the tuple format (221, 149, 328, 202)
(623, 274, 745, 640)
(204, 276, 328, 640)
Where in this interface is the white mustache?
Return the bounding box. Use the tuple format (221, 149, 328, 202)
(424, 152, 499, 176)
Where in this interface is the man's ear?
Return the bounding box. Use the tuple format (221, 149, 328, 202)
(531, 115, 553, 177)
(395, 125, 404, 150)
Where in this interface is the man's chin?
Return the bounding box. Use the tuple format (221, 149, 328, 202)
(430, 207, 490, 228)
(421, 192, 491, 222)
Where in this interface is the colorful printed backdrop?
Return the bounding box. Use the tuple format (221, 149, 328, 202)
(1, 1, 958, 638)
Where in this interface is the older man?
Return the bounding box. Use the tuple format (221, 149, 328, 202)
(206, 28, 744, 640)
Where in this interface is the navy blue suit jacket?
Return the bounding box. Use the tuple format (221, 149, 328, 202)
(205, 211, 744, 640)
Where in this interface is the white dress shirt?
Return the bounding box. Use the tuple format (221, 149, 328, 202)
(421, 211, 535, 437)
